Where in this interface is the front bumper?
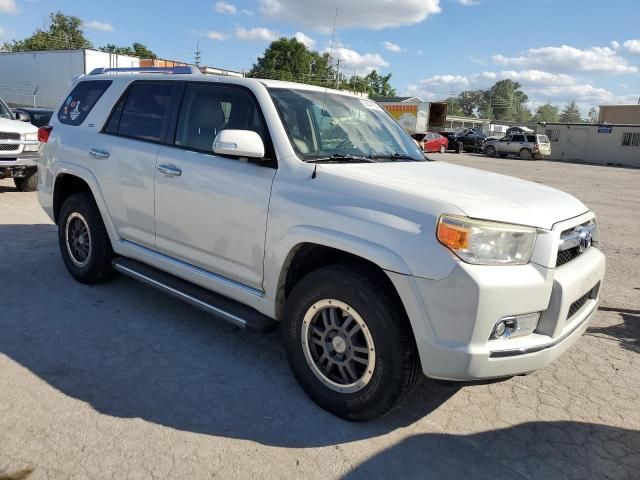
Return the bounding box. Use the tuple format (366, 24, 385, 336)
(388, 246, 605, 381)
(0, 153, 39, 169)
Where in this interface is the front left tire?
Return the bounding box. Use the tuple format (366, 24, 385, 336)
(58, 193, 114, 284)
(282, 264, 421, 421)
(14, 170, 38, 192)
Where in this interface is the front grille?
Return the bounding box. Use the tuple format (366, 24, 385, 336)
(0, 132, 20, 141)
(0, 144, 20, 152)
(567, 283, 599, 320)
(556, 247, 582, 267)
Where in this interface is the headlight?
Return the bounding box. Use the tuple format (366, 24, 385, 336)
(437, 215, 536, 265)
(25, 133, 38, 141)
(23, 132, 41, 152)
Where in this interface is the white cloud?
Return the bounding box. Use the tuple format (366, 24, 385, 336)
(457, 0, 478, 5)
(610, 40, 620, 49)
(235, 26, 279, 42)
(406, 69, 637, 114)
(0, 0, 17, 14)
(261, 0, 441, 31)
(383, 41, 405, 53)
(325, 46, 389, 75)
(623, 39, 640, 55)
(206, 31, 227, 41)
(84, 20, 114, 32)
(215, 1, 237, 15)
(294, 31, 315, 49)
(0, 26, 5, 38)
(241, 9, 254, 15)
(492, 44, 638, 74)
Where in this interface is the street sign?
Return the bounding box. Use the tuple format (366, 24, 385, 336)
(598, 126, 613, 133)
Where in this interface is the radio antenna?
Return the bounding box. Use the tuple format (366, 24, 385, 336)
(313, 7, 339, 178)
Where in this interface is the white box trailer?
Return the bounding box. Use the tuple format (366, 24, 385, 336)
(376, 101, 448, 134)
(0, 49, 140, 108)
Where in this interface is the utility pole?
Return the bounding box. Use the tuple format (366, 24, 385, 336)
(194, 43, 201, 67)
(335, 59, 341, 89)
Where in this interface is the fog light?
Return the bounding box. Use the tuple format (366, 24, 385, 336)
(490, 312, 540, 340)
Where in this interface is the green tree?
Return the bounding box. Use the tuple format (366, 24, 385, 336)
(3, 12, 92, 51)
(532, 103, 560, 123)
(559, 100, 584, 123)
(587, 106, 599, 123)
(478, 79, 529, 121)
(100, 42, 157, 58)
(249, 37, 335, 86)
(362, 70, 396, 97)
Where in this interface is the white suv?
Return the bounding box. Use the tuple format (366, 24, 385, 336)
(38, 67, 605, 421)
(0, 96, 41, 191)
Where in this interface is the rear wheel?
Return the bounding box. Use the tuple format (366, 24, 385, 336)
(439, 145, 446, 154)
(282, 264, 421, 421)
(58, 193, 114, 284)
(14, 170, 38, 192)
(519, 148, 533, 160)
(485, 145, 496, 157)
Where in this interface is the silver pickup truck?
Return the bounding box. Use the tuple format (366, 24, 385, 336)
(0, 96, 41, 191)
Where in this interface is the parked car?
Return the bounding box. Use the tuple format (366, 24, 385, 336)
(12, 108, 54, 128)
(38, 67, 604, 421)
(440, 128, 486, 153)
(412, 132, 448, 153)
(484, 133, 551, 160)
(0, 96, 41, 191)
(506, 126, 534, 136)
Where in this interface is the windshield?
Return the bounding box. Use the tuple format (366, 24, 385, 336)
(269, 88, 425, 162)
(0, 98, 14, 120)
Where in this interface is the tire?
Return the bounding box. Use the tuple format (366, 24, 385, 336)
(14, 170, 38, 192)
(439, 145, 446, 154)
(456, 142, 464, 154)
(519, 148, 533, 160)
(485, 145, 496, 157)
(282, 264, 421, 421)
(58, 193, 114, 284)
(533, 153, 542, 160)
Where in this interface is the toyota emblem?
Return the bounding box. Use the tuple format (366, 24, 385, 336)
(577, 227, 593, 252)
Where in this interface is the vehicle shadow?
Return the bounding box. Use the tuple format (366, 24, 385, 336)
(588, 307, 640, 353)
(343, 421, 640, 480)
(0, 224, 461, 448)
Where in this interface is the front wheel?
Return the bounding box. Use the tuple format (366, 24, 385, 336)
(14, 170, 38, 192)
(485, 145, 496, 157)
(282, 265, 421, 421)
(439, 145, 446, 154)
(58, 193, 114, 284)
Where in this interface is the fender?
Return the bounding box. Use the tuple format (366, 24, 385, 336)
(264, 224, 413, 306)
(51, 162, 121, 247)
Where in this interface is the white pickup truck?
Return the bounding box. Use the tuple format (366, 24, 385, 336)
(37, 67, 605, 421)
(0, 96, 41, 191)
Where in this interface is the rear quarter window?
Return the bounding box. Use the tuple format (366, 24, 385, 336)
(58, 80, 112, 126)
(526, 135, 536, 142)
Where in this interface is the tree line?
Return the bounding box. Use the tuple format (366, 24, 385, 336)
(1, 12, 157, 59)
(444, 80, 598, 123)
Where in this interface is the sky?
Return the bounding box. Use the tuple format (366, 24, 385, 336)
(1, 0, 639, 115)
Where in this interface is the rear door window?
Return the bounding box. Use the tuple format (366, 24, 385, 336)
(105, 82, 175, 143)
(58, 80, 112, 126)
(512, 134, 525, 142)
(526, 135, 536, 143)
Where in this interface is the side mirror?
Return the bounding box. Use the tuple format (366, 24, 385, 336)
(213, 130, 265, 159)
(15, 111, 31, 123)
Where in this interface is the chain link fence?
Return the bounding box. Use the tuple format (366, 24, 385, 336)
(0, 84, 67, 109)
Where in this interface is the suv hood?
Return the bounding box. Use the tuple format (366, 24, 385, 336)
(0, 117, 38, 134)
(323, 161, 588, 230)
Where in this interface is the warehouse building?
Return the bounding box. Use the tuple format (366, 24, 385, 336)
(538, 122, 640, 167)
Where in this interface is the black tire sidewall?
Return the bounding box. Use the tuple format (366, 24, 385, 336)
(58, 193, 113, 284)
(14, 171, 37, 192)
(282, 266, 416, 421)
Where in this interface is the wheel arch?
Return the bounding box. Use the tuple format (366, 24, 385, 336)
(51, 166, 119, 246)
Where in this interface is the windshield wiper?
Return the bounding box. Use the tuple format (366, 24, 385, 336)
(367, 153, 423, 161)
(306, 154, 377, 164)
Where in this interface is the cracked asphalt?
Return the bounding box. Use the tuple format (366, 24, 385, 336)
(0, 155, 638, 479)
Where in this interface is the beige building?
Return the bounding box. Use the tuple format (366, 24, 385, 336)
(537, 123, 640, 167)
(598, 104, 640, 124)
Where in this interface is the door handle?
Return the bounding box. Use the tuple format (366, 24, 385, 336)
(157, 164, 182, 177)
(89, 148, 110, 159)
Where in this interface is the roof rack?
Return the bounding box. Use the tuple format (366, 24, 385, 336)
(89, 66, 201, 75)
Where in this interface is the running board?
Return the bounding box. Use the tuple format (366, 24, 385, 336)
(112, 257, 278, 333)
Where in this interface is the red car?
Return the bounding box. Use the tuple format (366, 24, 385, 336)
(412, 132, 449, 153)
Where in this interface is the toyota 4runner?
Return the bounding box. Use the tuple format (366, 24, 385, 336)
(38, 67, 605, 421)
(0, 96, 41, 191)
